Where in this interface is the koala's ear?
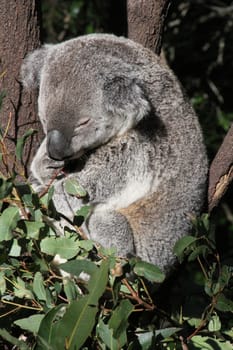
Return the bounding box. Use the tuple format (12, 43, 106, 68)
(20, 44, 51, 89)
(103, 76, 151, 126)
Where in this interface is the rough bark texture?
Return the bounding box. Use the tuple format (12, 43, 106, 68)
(208, 124, 233, 212)
(0, 0, 43, 177)
(127, 0, 172, 54)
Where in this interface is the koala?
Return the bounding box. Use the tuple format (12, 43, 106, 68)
(21, 33, 208, 272)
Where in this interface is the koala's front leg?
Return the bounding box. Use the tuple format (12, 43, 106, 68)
(87, 207, 135, 258)
(30, 138, 64, 191)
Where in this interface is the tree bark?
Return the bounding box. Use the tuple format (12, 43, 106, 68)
(0, 0, 43, 177)
(208, 124, 233, 212)
(127, 0, 172, 54)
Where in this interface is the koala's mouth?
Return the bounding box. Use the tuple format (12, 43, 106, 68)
(47, 129, 74, 161)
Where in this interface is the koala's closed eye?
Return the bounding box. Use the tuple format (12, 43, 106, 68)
(76, 118, 91, 129)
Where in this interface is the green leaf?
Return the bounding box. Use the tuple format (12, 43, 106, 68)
(108, 299, 134, 338)
(173, 235, 198, 261)
(74, 205, 91, 226)
(190, 335, 232, 350)
(64, 178, 87, 197)
(9, 238, 21, 257)
(40, 236, 80, 259)
(137, 331, 154, 349)
(157, 327, 182, 339)
(133, 261, 165, 283)
(215, 293, 233, 312)
(33, 272, 47, 301)
(208, 313, 221, 332)
(63, 278, 80, 301)
(55, 299, 98, 349)
(188, 245, 209, 261)
(24, 221, 45, 239)
(51, 259, 109, 350)
(14, 314, 45, 334)
(40, 186, 55, 208)
(59, 259, 98, 277)
(37, 305, 66, 350)
(14, 277, 34, 299)
(16, 128, 37, 160)
(78, 239, 94, 251)
(0, 177, 13, 199)
(218, 265, 232, 289)
(0, 271, 6, 294)
(0, 328, 30, 350)
(0, 206, 20, 241)
(97, 319, 124, 350)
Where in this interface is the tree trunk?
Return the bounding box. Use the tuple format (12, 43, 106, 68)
(127, 0, 172, 54)
(0, 0, 43, 177)
(208, 124, 233, 212)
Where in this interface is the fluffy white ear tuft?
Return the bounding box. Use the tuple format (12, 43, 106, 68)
(103, 76, 151, 132)
(20, 44, 52, 89)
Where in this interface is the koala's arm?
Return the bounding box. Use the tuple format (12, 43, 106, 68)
(51, 133, 154, 255)
(30, 138, 64, 191)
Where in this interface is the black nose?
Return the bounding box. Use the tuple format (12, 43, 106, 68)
(47, 129, 72, 160)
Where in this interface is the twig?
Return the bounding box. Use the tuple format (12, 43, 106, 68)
(39, 168, 64, 198)
(180, 336, 189, 350)
(122, 278, 155, 310)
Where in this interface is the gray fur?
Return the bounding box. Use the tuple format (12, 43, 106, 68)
(21, 34, 208, 272)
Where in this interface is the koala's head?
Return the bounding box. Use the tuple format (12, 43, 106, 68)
(21, 36, 151, 161)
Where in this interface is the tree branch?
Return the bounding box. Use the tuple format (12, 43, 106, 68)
(208, 123, 233, 212)
(127, 0, 172, 54)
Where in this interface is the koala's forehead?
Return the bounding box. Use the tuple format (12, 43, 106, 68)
(40, 35, 158, 87)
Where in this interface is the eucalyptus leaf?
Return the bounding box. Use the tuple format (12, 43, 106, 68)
(0, 206, 20, 241)
(25, 221, 45, 239)
(37, 305, 66, 350)
(14, 314, 45, 334)
(74, 205, 91, 226)
(215, 293, 233, 312)
(64, 178, 87, 197)
(188, 245, 209, 261)
(133, 261, 165, 283)
(208, 314, 221, 332)
(14, 277, 34, 299)
(51, 259, 109, 350)
(78, 239, 94, 251)
(157, 327, 182, 339)
(33, 272, 47, 301)
(0, 328, 30, 350)
(9, 238, 21, 257)
(108, 299, 134, 338)
(0, 177, 13, 199)
(190, 335, 232, 350)
(53, 298, 98, 350)
(0, 271, 6, 294)
(63, 278, 80, 301)
(40, 236, 80, 259)
(97, 319, 125, 350)
(173, 235, 198, 261)
(59, 259, 98, 277)
(137, 331, 154, 349)
(16, 128, 37, 160)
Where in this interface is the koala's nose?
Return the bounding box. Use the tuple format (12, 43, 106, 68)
(47, 129, 72, 160)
